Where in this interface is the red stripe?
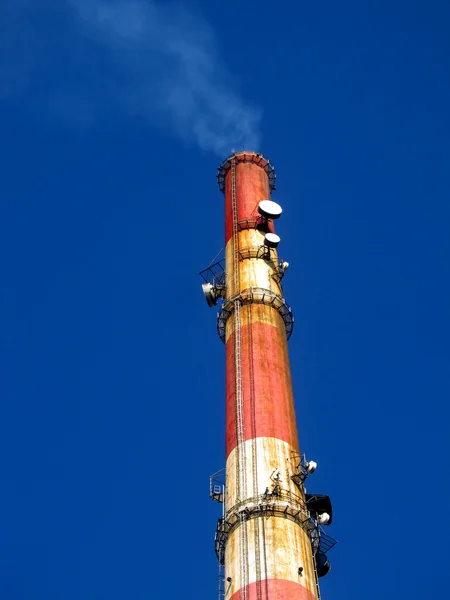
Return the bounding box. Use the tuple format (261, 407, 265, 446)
(229, 579, 316, 600)
(226, 321, 299, 458)
(224, 161, 273, 244)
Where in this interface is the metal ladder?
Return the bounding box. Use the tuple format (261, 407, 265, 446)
(231, 157, 249, 600)
(218, 561, 225, 600)
(312, 554, 322, 600)
(231, 157, 246, 502)
(248, 314, 262, 600)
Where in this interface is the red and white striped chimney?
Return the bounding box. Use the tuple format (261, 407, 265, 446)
(203, 151, 335, 600)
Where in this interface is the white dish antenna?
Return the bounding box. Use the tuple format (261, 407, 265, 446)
(202, 283, 218, 307)
(317, 513, 331, 525)
(306, 460, 317, 474)
(258, 200, 283, 219)
(264, 233, 281, 248)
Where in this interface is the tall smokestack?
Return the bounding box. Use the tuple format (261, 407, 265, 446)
(202, 151, 336, 600)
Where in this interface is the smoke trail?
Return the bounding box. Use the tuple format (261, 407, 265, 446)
(1, 0, 262, 155)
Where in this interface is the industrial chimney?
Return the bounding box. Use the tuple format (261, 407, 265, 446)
(201, 151, 336, 600)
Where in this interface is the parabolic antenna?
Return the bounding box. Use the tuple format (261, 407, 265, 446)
(258, 200, 283, 219)
(202, 283, 218, 307)
(317, 512, 331, 525)
(264, 233, 281, 248)
(316, 553, 331, 578)
(306, 460, 317, 474)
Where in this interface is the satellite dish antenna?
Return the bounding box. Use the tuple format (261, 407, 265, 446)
(258, 200, 283, 219)
(264, 233, 281, 248)
(202, 283, 218, 307)
(317, 513, 331, 525)
(306, 460, 317, 474)
(316, 553, 331, 578)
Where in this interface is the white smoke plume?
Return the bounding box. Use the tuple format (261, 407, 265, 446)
(0, 0, 262, 155)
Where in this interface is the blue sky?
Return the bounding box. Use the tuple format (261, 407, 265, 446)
(1, 1, 449, 598)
